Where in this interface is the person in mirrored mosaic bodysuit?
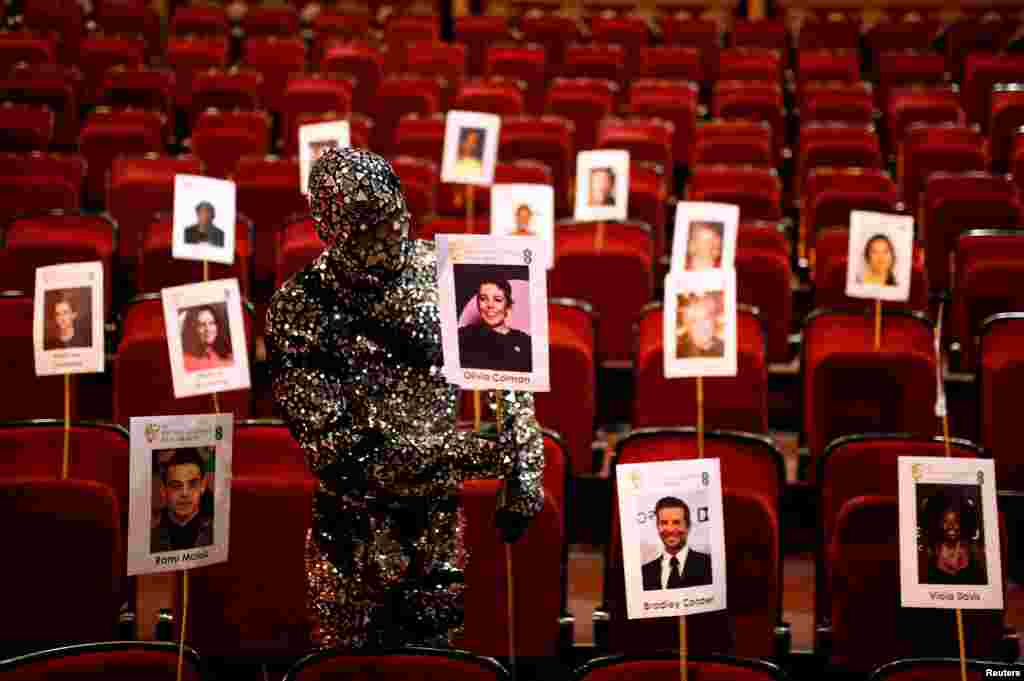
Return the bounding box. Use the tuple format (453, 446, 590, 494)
(266, 148, 544, 649)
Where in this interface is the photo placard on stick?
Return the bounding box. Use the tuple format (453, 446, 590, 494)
(845, 210, 914, 302)
(161, 278, 251, 399)
(299, 119, 351, 195)
(441, 110, 501, 186)
(898, 456, 1003, 610)
(33, 261, 104, 376)
(436, 234, 550, 392)
(490, 183, 555, 269)
(574, 149, 629, 222)
(172, 174, 237, 266)
(127, 413, 232, 576)
(616, 458, 727, 619)
(670, 202, 740, 273)
(663, 269, 738, 379)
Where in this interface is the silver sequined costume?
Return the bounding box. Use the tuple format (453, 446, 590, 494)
(266, 149, 544, 649)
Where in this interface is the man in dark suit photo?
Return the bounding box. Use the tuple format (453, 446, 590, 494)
(184, 201, 225, 248)
(641, 496, 713, 590)
(43, 289, 91, 350)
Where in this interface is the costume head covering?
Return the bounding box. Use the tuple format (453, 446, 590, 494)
(308, 148, 412, 285)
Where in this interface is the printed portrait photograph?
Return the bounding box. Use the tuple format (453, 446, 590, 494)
(453, 263, 533, 374)
(184, 200, 225, 249)
(640, 494, 714, 591)
(454, 126, 486, 178)
(685, 221, 725, 271)
(675, 290, 726, 360)
(150, 446, 215, 554)
(588, 166, 617, 207)
(178, 301, 234, 374)
(856, 232, 900, 288)
(511, 203, 537, 237)
(916, 483, 988, 587)
(42, 286, 93, 351)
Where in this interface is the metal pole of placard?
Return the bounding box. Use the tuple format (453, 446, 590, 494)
(495, 397, 516, 679)
(61, 373, 71, 479)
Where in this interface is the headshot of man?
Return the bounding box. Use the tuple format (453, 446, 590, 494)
(458, 277, 532, 373)
(151, 447, 213, 553)
(676, 293, 725, 359)
(686, 221, 725, 270)
(588, 167, 616, 206)
(184, 201, 225, 248)
(43, 289, 90, 350)
(642, 496, 712, 590)
(511, 204, 535, 237)
(454, 127, 485, 177)
(857, 233, 898, 286)
(181, 304, 233, 373)
(921, 490, 986, 586)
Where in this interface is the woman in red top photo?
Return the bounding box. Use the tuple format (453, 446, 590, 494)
(181, 304, 233, 373)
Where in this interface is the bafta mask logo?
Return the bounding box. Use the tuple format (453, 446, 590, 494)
(450, 240, 467, 264)
(628, 470, 642, 492)
(977, 470, 984, 485)
(911, 463, 923, 482)
(145, 423, 161, 444)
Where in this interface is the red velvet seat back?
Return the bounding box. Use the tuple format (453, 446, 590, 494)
(574, 655, 786, 681)
(113, 297, 252, 425)
(391, 155, 439, 225)
(549, 221, 653, 365)
(372, 75, 443, 156)
(876, 51, 947, 111)
(603, 487, 780, 658)
(2, 212, 115, 312)
(627, 80, 698, 168)
(276, 216, 321, 287)
(188, 476, 314, 660)
(485, 44, 547, 115)
(718, 48, 783, 83)
(191, 109, 272, 180)
(437, 159, 550, 218)
(137, 215, 253, 296)
(545, 77, 617, 152)
(320, 42, 385, 115)
(500, 115, 574, 215)
(962, 53, 1024, 130)
(980, 313, 1024, 491)
(283, 648, 510, 681)
(565, 43, 627, 87)
(902, 139, 988, 220)
(0, 642, 202, 681)
(242, 36, 306, 115)
(455, 78, 527, 117)
(459, 484, 564, 658)
(694, 120, 773, 167)
(80, 109, 166, 205)
(280, 75, 353, 153)
(78, 34, 146, 107)
(394, 113, 446, 165)
(688, 164, 782, 221)
(455, 15, 510, 77)
(242, 5, 300, 38)
(234, 421, 311, 479)
(406, 41, 467, 110)
(0, 294, 75, 420)
(519, 13, 580, 75)
(0, 478, 122, 657)
(100, 65, 175, 120)
(165, 35, 230, 109)
(713, 81, 786, 154)
(629, 163, 668, 259)
(634, 306, 768, 433)
(0, 63, 81, 146)
(0, 102, 54, 151)
(597, 117, 674, 178)
(803, 310, 937, 464)
(736, 222, 792, 362)
(637, 46, 703, 83)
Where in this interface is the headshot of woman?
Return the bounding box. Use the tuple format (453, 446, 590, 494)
(453, 127, 485, 177)
(858, 233, 898, 286)
(685, 221, 724, 271)
(181, 304, 233, 373)
(458, 277, 532, 373)
(920, 490, 986, 586)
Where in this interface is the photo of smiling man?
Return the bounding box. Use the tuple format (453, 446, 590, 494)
(641, 496, 713, 590)
(151, 447, 214, 554)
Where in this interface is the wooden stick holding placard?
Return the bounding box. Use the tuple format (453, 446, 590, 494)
(202, 261, 221, 414)
(495, 396, 517, 679)
(176, 569, 190, 681)
(679, 614, 688, 681)
(874, 299, 882, 351)
(595, 222, 606, 252)
(61, 373, 71, 479)
(696, 376, 704, 458)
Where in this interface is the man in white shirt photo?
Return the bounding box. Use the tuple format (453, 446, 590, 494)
(641, 496, 712, 590)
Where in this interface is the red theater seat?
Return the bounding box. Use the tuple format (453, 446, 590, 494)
(188, 476, 314, 662)
(137, 215, 253, 296)
(455, 15, 509, 76)
(384, 14, 440, 72)
(169, 4, 229, 37)
(538, 299, 597, 474)
(813, 228, 928, 313)
(732, 20, 788, 52)
(113, 294, 252, 425)
(962, 53, 1024, 131)
(921, 172, 1020, 292)
(953, 230, 1024, 373)
(0, 152, 84, 228)
(0, 30, 55, 73)
(2, 211, 115, 312)
(242, 36, 306, 116)
(865, 20, 942, 59)
(500, 115, 574, 215)
(165, 35, 230, 110)
(628, 163, 668, 258)
(718, 47, 783, 83)
(372, 75, 443, 157)
(78, 34, 146, 107)
(798, 122, 883, 195)
(946, 15, 1016, 79)
(549, 220, 653, 366)
(276, 216, 320, 287)
(802, 167, 899, 253)
(312, 11, 371, 63)
(100, 66, 175, 121)
(657, 16, 720, 79)
(107, 155, 204, 273)
(816, 434, 981, 639)
(597, 117, 674, 181)
(79, 108, 167, 206)
(797, 48, 859, 88)
(737, 221, 793, 363)
(626, 79, 698, 173)
(0, 63, 81, 147)
(802, 309, 937, 465)
(282, 648, 510, 681)
(192, 109, 272, 180)
(633, 305, 768, 432)
(875, 51, 948, 113)
(0, 102, 53, 151)
(979, 312, 1024, 492)
(801, 81, 875, 126)
(320, 41, 385, 116)
(869, 659, 1021, 681)
(0, 641, 202, 681)
(394, 112, 445, 164)
(241, 4, 300, 38)
(234, 420, 311, 479)
(545, 77, 617, 153)
(797, 16, 860, 50)
(234, 155, 307, 292)
(573, 654, 789, 681)
(189, 68, 264, 124)
(694, 119, 773, 167)
(279, 74, 354, 153)
(519, 12, 580, 76)
(564, 43, 627, 86)
(93, 1, 162, 60)
(601, 482, 781, 658)
(436, 159, 552, 218)
(485, 44, 547, 115)
(637, 46, 703, 84)
(406, 41, 467, 110)
(454, 77, 526, 117)
(989, 84, 1024, 171)
(390, 155, 438, 225)
(21, 0, 83, 63)
(688, 164, 782, 222)
(887, 85, 964, 148)
(591, 14, 651, 80)
(0, 479, 122, 657)
(712, 80, 785, 155)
